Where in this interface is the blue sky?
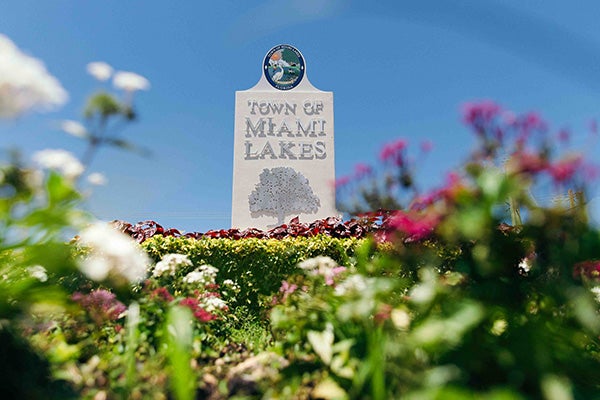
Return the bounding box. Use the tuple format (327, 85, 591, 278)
(2, 0, 600, 232)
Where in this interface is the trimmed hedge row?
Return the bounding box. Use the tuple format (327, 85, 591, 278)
(141, 235, 365, 310)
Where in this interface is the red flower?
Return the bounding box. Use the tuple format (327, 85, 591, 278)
(150, 287, 174, 302)
(179, 297, 217, 322)
(573, 260, 600, 280)
(194, 308, 216, 322)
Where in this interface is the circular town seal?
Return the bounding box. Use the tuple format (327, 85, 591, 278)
(263, 44, 305, 90)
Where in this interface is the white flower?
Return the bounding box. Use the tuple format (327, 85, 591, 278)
(153, 253, 193, 277)
(27, 265, 48, 282)
(298, 256, 345, 285)
(334, 274, 369, 297)
(591, 287, 600, 303)
(113, 71, 150, 92)
(33, 149, 84, 179)
(222, 279, 240, 292)
(87, 172, 107, 186)
(182, 270, 204, 283)
(298, 256, 337, 275)
(391, 309, 411, 330)
(59, 120, 88, 138)
(78, 222, 150, 283)
(201, 296, 227, 313)
(86, 61, 113, 82)
(518, 257, 532, 274)
(0, 34, 68, 118)
(182, 264, 219, 285)
(198, 264, 218, 282)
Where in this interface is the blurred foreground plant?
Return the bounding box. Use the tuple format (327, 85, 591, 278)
(0, 34, 155, 398)
(271, 102, 600, 399)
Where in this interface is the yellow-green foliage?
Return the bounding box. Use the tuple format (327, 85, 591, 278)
(142, 235, 364, 309)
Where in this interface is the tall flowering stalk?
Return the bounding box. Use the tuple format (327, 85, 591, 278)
(59, 61, 151, 171)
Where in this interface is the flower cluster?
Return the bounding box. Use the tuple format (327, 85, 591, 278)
(198, 292, 228, 313)
(385, 210, 441, 241)
(179, 297, 218, 323)
(153, 253, 193, 277)
(149, 286, 175, 303)
(27, 265, 48, 282)
(298, 256, 346, 286)
(182, 264, 218, 286)
(336, 138, 434, 213)
(379, 139, 407, 166)
(72, 289, 126, 325)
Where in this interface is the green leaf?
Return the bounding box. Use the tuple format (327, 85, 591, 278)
(164, 305, 195, 400)
(46, 171, 78, 205)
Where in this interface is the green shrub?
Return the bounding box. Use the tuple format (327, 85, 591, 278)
(142, 235, 366, 313)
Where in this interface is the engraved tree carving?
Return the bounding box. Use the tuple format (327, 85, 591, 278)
(249, 167, 320, 226)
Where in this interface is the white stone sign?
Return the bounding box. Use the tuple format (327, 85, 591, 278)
(232, 45, 337, 229)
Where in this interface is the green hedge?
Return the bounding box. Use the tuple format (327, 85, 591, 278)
(142, 235, 364, 310)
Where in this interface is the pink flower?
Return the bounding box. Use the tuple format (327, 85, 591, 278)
(388, 211, 440, 240)
(558, 128, 570, 143)
(72, 289, 126, 325)
(438, 172, 465, 203)
(279, 280, 298, 295)
(354, 163, 372, 178)
(547, 156, 583, 183)
(590, 119, 598, 135)
(521, 112, 547, 132)
(410, 172, 464, 211)
(583, 164, 600, 181)
(334, 176, 350, 188)
(374, 304, 392, 324)
(461, 100, 501, 126)
(379, 139, 407, 165)
(507, 151, 548, 175)
(420, 140, 433, 153)
(324, 266, 347, 286)
(502, 111, 516, 125)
